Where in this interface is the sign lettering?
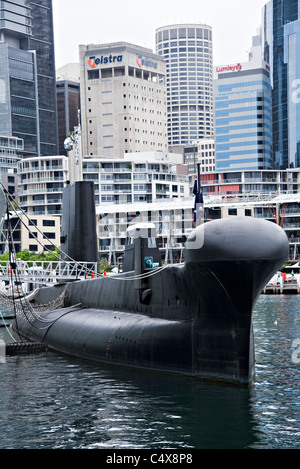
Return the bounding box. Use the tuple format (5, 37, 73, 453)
(88, 55, 123, 68)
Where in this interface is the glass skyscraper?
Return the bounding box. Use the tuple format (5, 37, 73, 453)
(214, 34, 272, 171)
(284, 13, 300, 168)
(263, 0, 300, 168)
(0, 0, 58, 157)
(155, 24, 214, 150)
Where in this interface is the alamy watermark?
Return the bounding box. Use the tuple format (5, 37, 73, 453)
(292, 79, 300, 104)
(0, 339, 5, 364)
(291, 339, 300, 364)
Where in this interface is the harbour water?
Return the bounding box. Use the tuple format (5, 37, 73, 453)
(0, 295, 300, 450)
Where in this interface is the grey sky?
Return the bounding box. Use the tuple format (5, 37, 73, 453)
(52, 0, 268, 69)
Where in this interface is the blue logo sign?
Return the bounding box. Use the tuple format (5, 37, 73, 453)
(137, 56, 158, 69)
(88, 55, 123, 68)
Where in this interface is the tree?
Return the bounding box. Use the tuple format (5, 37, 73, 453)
(0, 247, 61, 264)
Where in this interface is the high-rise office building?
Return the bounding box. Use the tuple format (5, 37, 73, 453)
(56, 79, 80, 155)
(155, 24, 214, 150)
(79, 42, 167, 158)
(56, 65, 80, 156)
(263, 0, 300, 169)
(214, 33, 272, 172)
(0, 0, 58, 158)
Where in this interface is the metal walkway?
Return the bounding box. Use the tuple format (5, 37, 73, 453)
(0, 261, 98, 285)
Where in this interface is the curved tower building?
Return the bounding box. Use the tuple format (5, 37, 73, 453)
(155, 24, 214, 151)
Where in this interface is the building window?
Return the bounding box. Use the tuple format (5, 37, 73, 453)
(88, 70, 99, 80)
(228, 209, 237, 216)
(43, 220, 55, 227)
(44, 245, 55, 251)
(43, 233, 56, 239)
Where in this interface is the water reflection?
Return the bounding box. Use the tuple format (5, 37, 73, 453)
(0, 351, 259, 449)
(252, 295, 300, 448)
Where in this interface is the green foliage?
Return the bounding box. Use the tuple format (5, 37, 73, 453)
(0, 247, 60, 265)
(0, 248, 113, 275)
(98, 259, 112, 273)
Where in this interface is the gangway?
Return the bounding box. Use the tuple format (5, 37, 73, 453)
(0, 260, 98, 286)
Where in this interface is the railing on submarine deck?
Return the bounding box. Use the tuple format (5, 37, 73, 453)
(0, 260, 98, 285)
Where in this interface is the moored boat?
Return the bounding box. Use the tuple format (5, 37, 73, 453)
(4, 181, 289, 386)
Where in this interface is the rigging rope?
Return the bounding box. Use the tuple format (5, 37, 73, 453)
(0, 183, 175, 282)
(0, 310, 17, 342)
(0, 188, 70, 330)
(1, 184, 96, 277)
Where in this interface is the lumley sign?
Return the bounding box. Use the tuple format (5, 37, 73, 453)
(216, 63, 242, 73)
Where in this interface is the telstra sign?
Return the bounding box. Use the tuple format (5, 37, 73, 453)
(88, 55, 123, 68)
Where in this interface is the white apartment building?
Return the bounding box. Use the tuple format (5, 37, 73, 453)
(183, 139, 215, 175)
(96, 168, 300, 265)
(79, 42, 168, 158)
(82, 151, 190, 205)
(15, 155, 68, 253)
(195, 139, 215, 173)
(13, 152, 300, 262)
(20, 214, 60, 253)
(18, 155, 69, 216)
(0, 135, 23, 198)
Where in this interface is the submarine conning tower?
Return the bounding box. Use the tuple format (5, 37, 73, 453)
(60, 181, 98, 264)
(122, 223, 161, 274)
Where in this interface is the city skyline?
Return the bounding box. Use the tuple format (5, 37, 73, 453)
(52, 0, 268, 70)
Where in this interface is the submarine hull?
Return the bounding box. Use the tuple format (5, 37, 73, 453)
(9, 179, 289, 385)
(14, 215, 288, 385)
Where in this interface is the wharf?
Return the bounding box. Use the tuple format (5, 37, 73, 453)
(263, 278, 300, 295)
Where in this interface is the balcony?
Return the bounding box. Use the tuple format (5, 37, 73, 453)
(222, 178, 242, 184)
(19, 176, 65, 184)
(282, 222, 300, 229)
(18, 188, 63, 196)
(114, 177, 132, 182)
(18, 165, 64, 174)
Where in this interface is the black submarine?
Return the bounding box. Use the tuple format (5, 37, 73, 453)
(11, 181, 289, 386)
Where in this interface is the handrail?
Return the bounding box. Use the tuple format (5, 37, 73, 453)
(0, 260, 98, 283)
